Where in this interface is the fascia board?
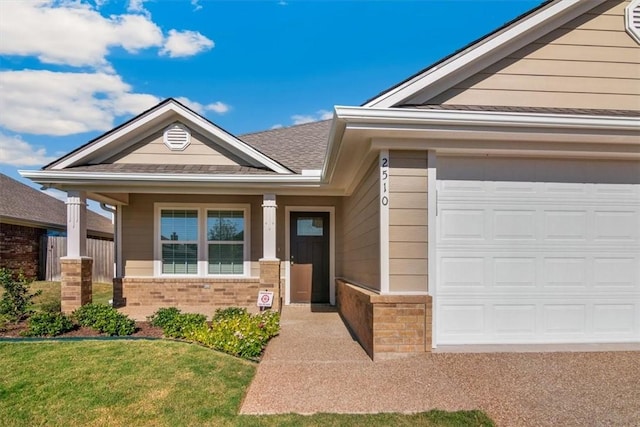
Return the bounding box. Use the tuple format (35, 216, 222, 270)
(335, 106, 640, 134)
(19, 170, 320, 185)
(364, 0, 605, 108)
(53, 101, 291, 174)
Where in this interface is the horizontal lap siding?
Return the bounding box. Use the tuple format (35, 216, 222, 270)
(427, 0, 640, 111)
(340, 161, 381, 290)
(388, 151, 428, 293)
(112, 131, 242, 165)
(122, 194, 262, 277)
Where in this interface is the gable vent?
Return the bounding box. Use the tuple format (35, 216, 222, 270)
(626, 0, 640, 44)
(163, 123, 191, 151)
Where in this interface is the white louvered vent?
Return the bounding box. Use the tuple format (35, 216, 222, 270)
(626, 0, 640, 44)
(163, 123, 191, 151)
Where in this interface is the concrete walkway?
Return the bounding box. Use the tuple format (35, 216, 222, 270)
(240, 305, 640, 426)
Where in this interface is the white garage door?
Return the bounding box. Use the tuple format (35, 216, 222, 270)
(436, 157, 640, 345)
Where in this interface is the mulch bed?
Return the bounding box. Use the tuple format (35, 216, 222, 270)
(0, 321, 164, 339)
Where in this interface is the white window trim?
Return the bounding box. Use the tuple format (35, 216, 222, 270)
(154, 203, 251, 278)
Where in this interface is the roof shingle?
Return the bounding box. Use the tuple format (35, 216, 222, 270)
(0, 174, 114, 236)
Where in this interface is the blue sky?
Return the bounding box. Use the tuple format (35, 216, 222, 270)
(0, 0, 542, 212)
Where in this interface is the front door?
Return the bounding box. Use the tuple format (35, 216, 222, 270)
(290, 212, 330, 303)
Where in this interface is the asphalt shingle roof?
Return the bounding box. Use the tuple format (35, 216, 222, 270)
(240, 120, 332, 173)
(0, 174, 114, 236)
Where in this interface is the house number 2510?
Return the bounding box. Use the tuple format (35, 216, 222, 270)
(380, 154, 389, 206)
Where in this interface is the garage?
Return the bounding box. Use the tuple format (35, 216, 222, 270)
(435, 156, 640, 345)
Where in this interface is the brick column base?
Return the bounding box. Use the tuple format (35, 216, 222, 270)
(61, 257, 92, 314)
(259, 259, 281, 311)
(112, 277, 125, 307)
(337, 279, 432, 360)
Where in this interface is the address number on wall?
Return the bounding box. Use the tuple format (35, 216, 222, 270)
(380, 151, 389, 207)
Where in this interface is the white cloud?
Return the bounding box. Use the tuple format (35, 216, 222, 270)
(191, 0, 203, 11)
(0, 1, 164, 69)
(291, 109, 333, 125)
(270, 124, 283, 129)
(0, 70, 160, 135)
(0, 132, 57, 167)
(175, 98, 230, 115)
(127, 0, 148, 13)
(206, 101, 230, 114)
(161, 30, 214, 58)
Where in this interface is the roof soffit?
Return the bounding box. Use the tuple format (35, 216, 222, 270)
(48, 99, 292, 174)
(364, 0, 607, 108)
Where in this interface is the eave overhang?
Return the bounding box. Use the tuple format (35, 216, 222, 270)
(323, 106, 640, 193)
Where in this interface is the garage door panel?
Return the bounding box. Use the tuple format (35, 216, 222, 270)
(436, 158, 640, 345)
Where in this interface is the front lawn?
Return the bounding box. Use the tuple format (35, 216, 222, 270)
(0, 341, 494, 427)
(31, 281, 113, 310)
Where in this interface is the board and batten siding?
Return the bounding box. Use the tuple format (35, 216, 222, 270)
(110, 130, 244, 165)
(339, 160, 381, 290)
(121, 194, 263, 277)
(424, 0, 640, 111)
(388, 151, 428, 293)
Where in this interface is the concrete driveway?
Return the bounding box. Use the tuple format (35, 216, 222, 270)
(241, 306, 640, 426)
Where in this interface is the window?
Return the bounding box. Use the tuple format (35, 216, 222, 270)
(156, 204, 249, 276)
(207, 210, 244, 274)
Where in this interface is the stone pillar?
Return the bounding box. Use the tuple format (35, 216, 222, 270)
(259, 259, 281, 311)
(61, 191, 92, 313)
(262, 194, 277, 260)
(61, 257, 93, 313)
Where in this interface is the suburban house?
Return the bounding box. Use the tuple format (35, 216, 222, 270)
(0, 173, 113, 280)
(21, 0, 639, 358)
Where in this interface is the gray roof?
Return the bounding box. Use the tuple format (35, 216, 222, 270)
(0, 173, 114, 237)
(64, 164, 277, 174)
(398, 104, 640, 117)
(240, 120, 332, 173)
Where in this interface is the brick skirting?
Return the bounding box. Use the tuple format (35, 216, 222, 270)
(122, 260, 282, 314)
(61, 257, 93, 314)
(337, 279, 432, 360)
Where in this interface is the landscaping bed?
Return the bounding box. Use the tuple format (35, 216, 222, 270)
(0, 320, 164, 339)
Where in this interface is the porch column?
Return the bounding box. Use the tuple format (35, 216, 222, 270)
(260, 194, 280, 310)
(61, 191, 92, 313)
(261, 194, 277, 260)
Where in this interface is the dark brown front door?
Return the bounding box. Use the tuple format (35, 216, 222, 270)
(290, 212, 330, 304)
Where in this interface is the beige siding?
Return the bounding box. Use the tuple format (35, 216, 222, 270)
(388, 151, 428, 293)
(339, 160, 381, 290)
(112, 131, 243, 165)
(425, 0, 640, 111)
(121, 194, 262, 277)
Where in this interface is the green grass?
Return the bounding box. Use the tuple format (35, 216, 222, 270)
(30, 281, 113, 310)
(0, 341, 494, 427)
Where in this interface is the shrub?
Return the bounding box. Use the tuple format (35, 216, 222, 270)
(148, 307, 206, 339)
(73, 303, 136, 336)
(0, 268, 41, 322)
(185, 309, 280, 360)
(22, 312, 74, 337)
(148, 307, 181, 329)
(212, 307, 248, 321)
(39, 300, 62, 314)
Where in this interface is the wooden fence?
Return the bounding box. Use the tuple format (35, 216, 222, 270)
(41, 236, 114, 283)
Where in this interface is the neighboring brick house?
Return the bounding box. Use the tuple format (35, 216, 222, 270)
(21, 0, 640, 358)
(0, 173, 113, 279)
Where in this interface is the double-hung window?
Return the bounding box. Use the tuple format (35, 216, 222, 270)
(156, 204, 249, 276)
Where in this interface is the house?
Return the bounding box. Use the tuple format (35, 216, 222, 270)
(0, 173, 113, 279)
(21, 0, 639, 358)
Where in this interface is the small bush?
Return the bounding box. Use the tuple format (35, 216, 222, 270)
(185, 309, 280, 360)
(22, 312, 74, 337)
(0, 268, 41, 322)
(73, 303, 135, 336)
(212, 307, 248, 321)
(148, 307, 181, 329)
(148, 307, 206, 338)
